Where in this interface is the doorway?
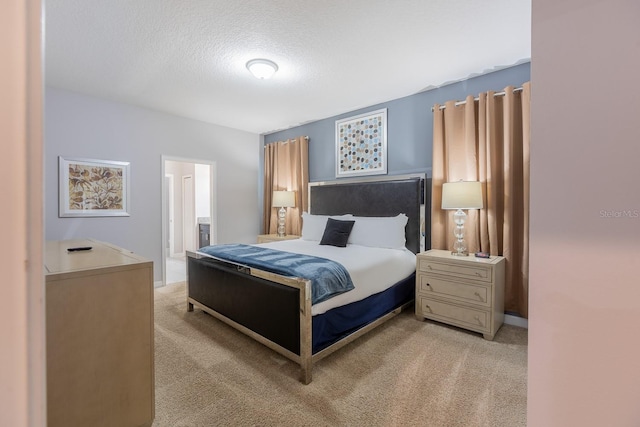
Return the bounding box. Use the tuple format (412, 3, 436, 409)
(161, 157, 216, 286)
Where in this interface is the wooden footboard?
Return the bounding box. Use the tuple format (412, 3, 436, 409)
(187, 251, 413, 384)
(187, 251, 314, 383)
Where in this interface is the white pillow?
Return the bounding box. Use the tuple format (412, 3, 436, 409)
(301, 212, 353, 241)
(348, 214, 408, 249)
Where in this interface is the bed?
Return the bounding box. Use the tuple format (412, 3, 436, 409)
(186, 174, 425, 383)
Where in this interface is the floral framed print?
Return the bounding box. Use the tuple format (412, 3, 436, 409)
(59, 156, 130, 217)
(335, 108, 387, 178)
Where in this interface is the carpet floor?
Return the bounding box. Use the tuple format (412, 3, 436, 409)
(153, 282, 527, 427)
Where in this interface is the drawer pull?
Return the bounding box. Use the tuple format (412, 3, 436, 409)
(474, 315, 484, 326)
(475, 272, 481, 276)
(474, 291, 485, 302)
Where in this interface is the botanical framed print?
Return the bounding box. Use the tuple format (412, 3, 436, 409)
(335, 108, 387, 178)
(59, 156, 130, 217)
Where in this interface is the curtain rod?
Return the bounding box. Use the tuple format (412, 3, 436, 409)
(431, 86, 523, 112)
(264, 136, 309, 147)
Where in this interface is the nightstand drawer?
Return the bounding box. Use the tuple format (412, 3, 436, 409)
(418, 258, 492, 283)
(418, 275, 490, 308)
(419, 297, 490, 333)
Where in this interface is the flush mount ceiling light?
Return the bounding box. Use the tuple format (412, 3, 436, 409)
(246, 58, 278, 80)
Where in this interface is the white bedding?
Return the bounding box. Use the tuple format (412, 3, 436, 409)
(256, 239, 416, 315)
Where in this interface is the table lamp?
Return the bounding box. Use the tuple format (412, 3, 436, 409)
(441, 181, 483, 256)
(272, 190, 296, 237)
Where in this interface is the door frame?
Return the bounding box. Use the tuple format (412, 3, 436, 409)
(181, 174, 195, 253)
(161, 155, 217, 286)
(164, 174, 175, 256)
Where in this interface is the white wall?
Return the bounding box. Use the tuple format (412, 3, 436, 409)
(195, 163, 211, 219)
(529, 0, 640, 425)
(0, 0, 46, 426)
(0, 5, 28, 424)
(45, 87, 261, 281)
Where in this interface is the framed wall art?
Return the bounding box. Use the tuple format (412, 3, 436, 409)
(59, 156, 130, 217)
(335, 108, 387, 178)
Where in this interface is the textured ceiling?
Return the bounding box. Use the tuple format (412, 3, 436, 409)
(45, 0, 531, 134)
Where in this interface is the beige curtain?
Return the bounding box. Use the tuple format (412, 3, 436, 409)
(263, 136, 309, 236)
(431, 82, 530, 318)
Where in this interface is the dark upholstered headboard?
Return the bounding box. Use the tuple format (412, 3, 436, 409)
(308, 174, 425, 254)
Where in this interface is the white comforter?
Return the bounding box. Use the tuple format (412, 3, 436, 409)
(256, 239, 416, 315)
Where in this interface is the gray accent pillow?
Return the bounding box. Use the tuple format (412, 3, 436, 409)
(319, 218, 355, 248)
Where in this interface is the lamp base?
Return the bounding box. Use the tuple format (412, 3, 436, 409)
(452, 209, 469, 256)
(277, 207, 287, 237)
(450, 250, 469, 256)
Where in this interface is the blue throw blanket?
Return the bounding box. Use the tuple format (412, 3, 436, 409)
(198, 244, 354, 305)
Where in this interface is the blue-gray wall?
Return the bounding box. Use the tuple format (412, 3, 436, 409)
(264, 62, 530, 182)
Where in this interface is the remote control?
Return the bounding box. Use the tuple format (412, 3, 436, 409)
(474, 252, 490, 258)
(67, 246, 92, 252)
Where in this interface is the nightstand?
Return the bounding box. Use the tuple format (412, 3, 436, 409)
(415, 249, 505, 340)
(257, 234, 301, 243)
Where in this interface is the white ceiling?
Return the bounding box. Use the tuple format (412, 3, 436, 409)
(45, 0, 531, 135)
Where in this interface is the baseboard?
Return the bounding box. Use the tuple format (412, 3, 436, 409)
(154, 280, 164, 288)
(504, 314, 528, 329)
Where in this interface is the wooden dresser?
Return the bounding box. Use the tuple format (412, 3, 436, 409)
(415, 249, 505, 340)
(45, 239, 154, 427)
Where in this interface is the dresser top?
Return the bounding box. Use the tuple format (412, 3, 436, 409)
(419, 249, 504, 265)
(45, 239, 151, 276)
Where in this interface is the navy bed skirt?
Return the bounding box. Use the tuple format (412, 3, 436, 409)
(312, 273, 415, 353)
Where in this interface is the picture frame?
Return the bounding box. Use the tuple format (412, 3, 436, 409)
(335, 108, 387, 178)
(59, 156, 130, 217)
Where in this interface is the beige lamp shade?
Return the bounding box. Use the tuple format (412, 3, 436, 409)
(272, 190, 296, 208)
(441, 181, 483, 210)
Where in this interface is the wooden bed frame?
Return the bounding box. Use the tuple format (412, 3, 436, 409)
(186, 174, 425, 384)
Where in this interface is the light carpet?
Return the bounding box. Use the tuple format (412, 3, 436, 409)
(153, 282, 527, 427)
